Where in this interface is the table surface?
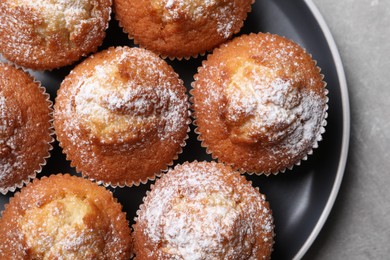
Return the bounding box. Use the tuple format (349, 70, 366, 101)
(304, 0, 390, 259)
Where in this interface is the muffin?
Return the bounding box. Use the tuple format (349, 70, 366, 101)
(54, 46, 190, 187)
(114, 0, 254, 59)
(0, 63, 53, 194)
(0, 0, 112, 70)
(133, 161, 274, 259)
(192, 33, 328, 175)
(0, 174, 132, 259)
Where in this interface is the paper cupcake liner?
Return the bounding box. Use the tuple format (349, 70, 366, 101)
(190, 36, 329, 176)
(191, 85, 328, 176)
(257, 73, 328, 176)
(114, 0, 255, 61)
(132, 160, 275, 259)
(251, 181, 276, 253)
(0, 68, 54, 195)
(56, 72, 192, 188)
(59, 123, 191, 189)
(95, 92, 191, 188)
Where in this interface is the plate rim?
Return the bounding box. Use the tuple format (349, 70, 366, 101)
(294, 0, 350, 259)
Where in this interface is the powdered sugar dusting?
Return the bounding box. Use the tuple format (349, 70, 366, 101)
(214, 3, 236, 38)
(136, 162, 274, 259)
(67, 48, 187, 145)
(157, 0, 236, 38)
(19, 195, 106, 259)
(54, 47, 189, 184)
(0, 0, 111, 69)
(195, 33, 327, 167)
(161, 0, 217, 21)
(11, 0, 98, 34)
(225, 66, 325, 156)
(54, 47, 185, 152)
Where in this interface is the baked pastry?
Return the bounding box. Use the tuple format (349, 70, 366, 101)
(54, 46, 190, 187)
(0, 62, 53, 194)
(0, 0, 112, 70)
(133, 161, 274, 259)
(0, 174, 132, 259)
(114, 0, 254, 59)
(192, 33, 328, 174)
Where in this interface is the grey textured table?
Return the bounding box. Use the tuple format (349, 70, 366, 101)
(304, 0, 390, 259)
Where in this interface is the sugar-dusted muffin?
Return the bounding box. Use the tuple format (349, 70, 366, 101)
(0, 0, 112, 70)
(54, 46, 190, 187)
(133, 161, 274, 259)
(114, 0, 254, 59)
(0, 174, 132, 259)
(192, 33, 328, 175)
(0, 63, 53, 194)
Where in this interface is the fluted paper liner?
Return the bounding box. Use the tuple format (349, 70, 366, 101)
(54, 48, 191, 188)
(0, 64, 54, 194)
(190, 33, 329, 176)
(131, 161, 275, 259)
(113, 0, 255, 60)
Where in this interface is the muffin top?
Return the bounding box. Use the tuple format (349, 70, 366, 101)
(0, 0, 112, 69)
(133, 161, 274, 259)
(0, 174, 132, 259)
(192, 33, 328, 174)
(0, 63, 52, 194)
(114, 0, 254, 58)
(54, 46, 190, 186)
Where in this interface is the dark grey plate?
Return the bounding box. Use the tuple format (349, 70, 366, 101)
(0, 0, 349, 259)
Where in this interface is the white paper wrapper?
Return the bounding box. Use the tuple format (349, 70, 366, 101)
(0, 64, 54, 194)
(190, 34, 329, 176)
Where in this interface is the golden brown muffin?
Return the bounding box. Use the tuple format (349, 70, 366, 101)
(0, 63, 53, 194)
(114, 0, 254, 59)
(133, 161, 274, 259)
(0, 174, 133, 259)
(0, 0, 112, 70)
(192, 33, 328, 175)
(54, 46, 190, 187)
